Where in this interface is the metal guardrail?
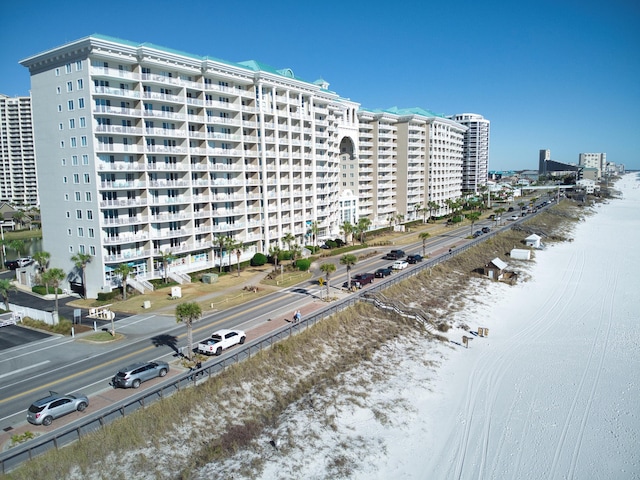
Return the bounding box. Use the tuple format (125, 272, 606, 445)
(0, 217, 527, 473)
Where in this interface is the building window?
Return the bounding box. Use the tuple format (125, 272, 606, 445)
(78, 227, 84, 237)
(87, 210, 93, 220)
(85, 192, 91, 201)
(75, 192, 81, 201)
(79, 117, 86, 128)
(82, 154, 89, 165)
(67, 81, 73, 92)
(89, 245, 96, 255)
(76, 209, 82, 219)
(78, 98, 85, 109)
(68, 100, 74, 111)
(69, 118, 75, 129)
(88, 228, 94, 238)
(84, 173, 90, 184)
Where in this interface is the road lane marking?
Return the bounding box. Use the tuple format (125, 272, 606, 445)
(0, 360, 50, 380)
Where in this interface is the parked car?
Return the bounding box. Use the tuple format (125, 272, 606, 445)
(383, 249, 406, 260)
(198, 329, 246, 355)
(354, 272, 375, 285)
(4, 259, 19, 270)
(481, 226, 491, 233)
(17, 257, 34, 267)
(27, 391, 89, 426)
(392, 260, 409, 270)
(112, 361, 170, 389)
(406, 254, 423, 264)
(375, 267, 393, 278)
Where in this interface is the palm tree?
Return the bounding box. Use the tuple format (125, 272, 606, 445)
(71, 253, 92, 298)
(340, 254, 357, 289)
(160, 250, 174, 282)
(32, 251, 51, 274)
(310, 221, 319, 246)
(319, 263, 336, 299)
(340, 220, 354, 245)
(0, 278, 16, 311)
(42, 268, 66, 320)
(282, 232, 295, 253)
(176, 302, 202, 361)
(427, 201, 439, 223)
(356, 217, 371, 244)
(419, 231, 430, 257)
(8, 240, 25, 257)
(268, 244, 281, 273)
(213, 235, 227, 273)
(114, 263, 132, 300)
(467, 211, 482, 236)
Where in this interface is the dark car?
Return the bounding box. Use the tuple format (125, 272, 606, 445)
(4, 259, 19, 270)
(354, 273, 375, 285)
(406, 254, 423, 264)
(383, 249, 406, 260)
(481, 226, 491, 233)
(375, 267, 393, 278)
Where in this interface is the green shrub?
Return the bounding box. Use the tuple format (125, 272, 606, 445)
(296, 258, 311, 271)
(31, 285, 62, 295)
(97, 290, 119, 302)
(250, 253, 267, 266)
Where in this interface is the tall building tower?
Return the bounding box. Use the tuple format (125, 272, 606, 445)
(578, 153, 606, 179)
(20, 35, 359, 297)
(450, 113, 489, 194)
(0, 94, 38, 206)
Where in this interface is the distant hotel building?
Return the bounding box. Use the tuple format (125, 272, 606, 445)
(0, 94, 38, 206)
(450, 113, 489, 193)
(20, 35, 473, 297)
(578, 153, 606, 179)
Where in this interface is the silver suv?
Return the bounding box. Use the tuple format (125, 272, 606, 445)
(112, 361, 169, 389)
(27, 391, 89, 426)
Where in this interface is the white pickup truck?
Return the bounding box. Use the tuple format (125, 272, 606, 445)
(197, 329, 246, 355)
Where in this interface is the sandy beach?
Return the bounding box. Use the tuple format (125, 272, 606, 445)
(199, 173, 640, 479)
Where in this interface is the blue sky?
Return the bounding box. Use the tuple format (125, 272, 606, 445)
(2, 0, 638, 171)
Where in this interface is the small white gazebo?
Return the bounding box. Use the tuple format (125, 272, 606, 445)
(525, 234, 542, 248)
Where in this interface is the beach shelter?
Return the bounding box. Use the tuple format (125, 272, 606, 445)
(484, 257, 509, 280)
(525, 234, 542, 248)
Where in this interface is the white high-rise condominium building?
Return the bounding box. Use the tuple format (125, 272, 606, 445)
(0, 94, 38, 206)
(20, 34, 359, 297)
(450, 113, 489, 194)
(578, 153, 606, 179)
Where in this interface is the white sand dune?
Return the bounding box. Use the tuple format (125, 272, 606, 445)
(204, 174, 639, 480)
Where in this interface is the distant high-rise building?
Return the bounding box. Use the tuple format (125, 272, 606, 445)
(450, 113, 490, 193)
(0, 94, 38, 206)
(578, 153, 606, 179)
